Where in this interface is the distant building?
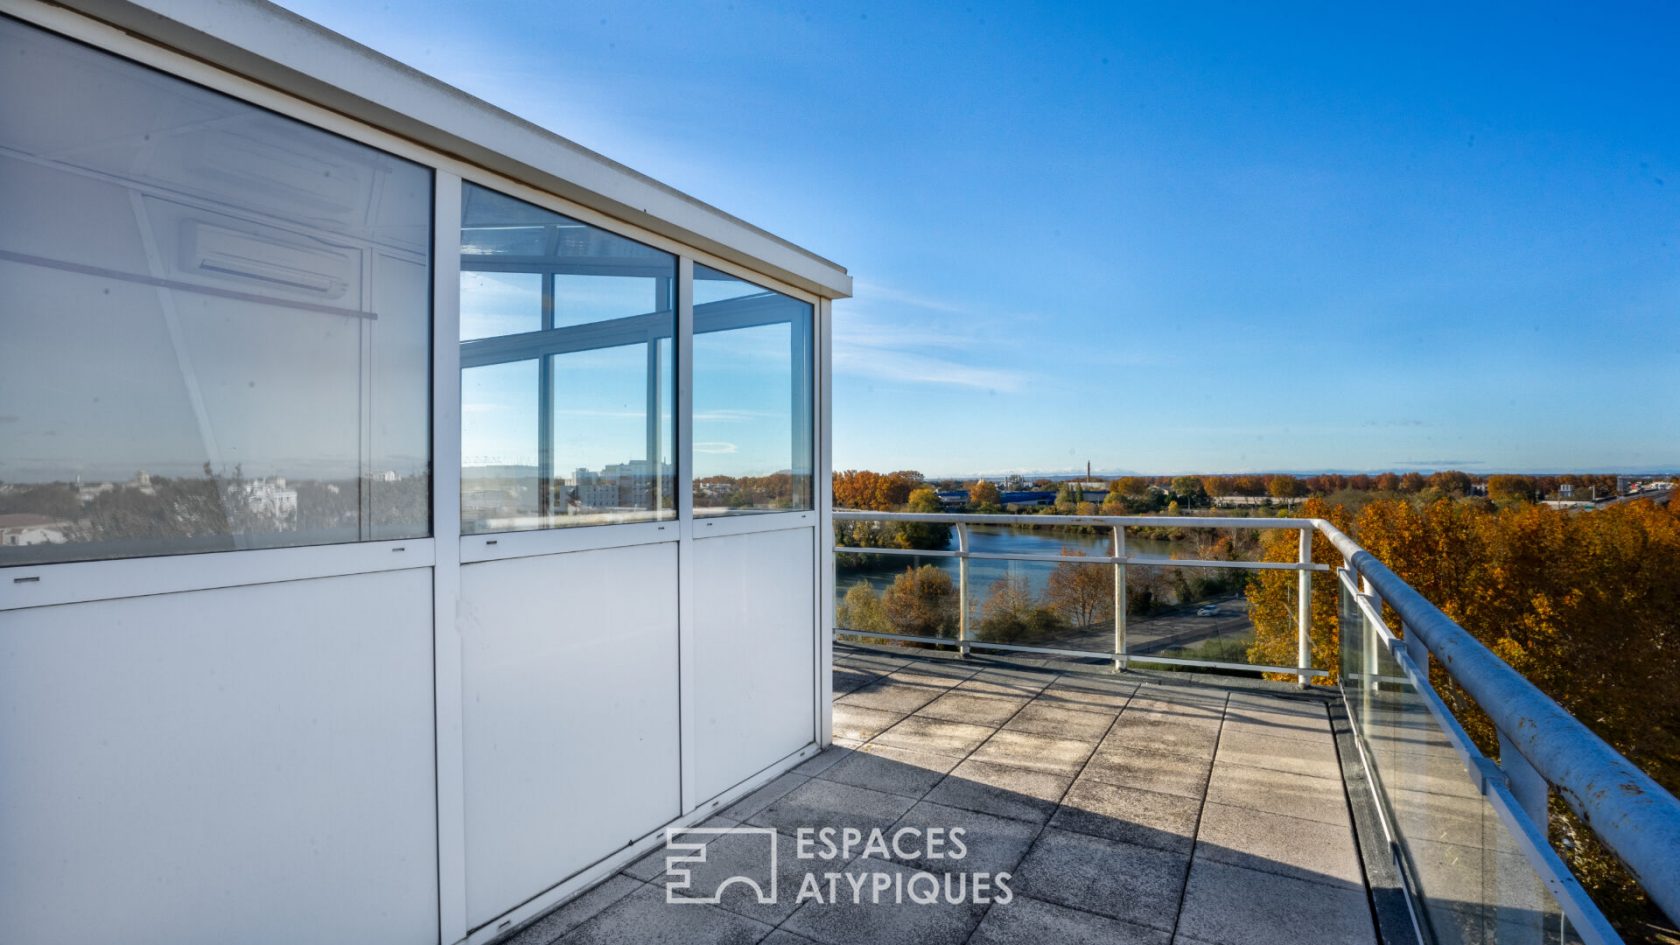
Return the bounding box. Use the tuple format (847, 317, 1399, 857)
(0, 513, 70, 546)
(237, 478, 299, 526)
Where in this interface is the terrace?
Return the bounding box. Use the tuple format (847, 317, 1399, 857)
(503, 643, 1375, 945)
(493, 510, 1680, 945)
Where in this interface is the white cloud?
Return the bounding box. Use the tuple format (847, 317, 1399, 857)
(694, 441, 738, 454)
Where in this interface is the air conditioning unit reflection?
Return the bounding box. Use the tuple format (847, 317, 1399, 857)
(183, 220, 352, 299)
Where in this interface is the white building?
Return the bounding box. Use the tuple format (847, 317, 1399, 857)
(0, 3, 848, 943)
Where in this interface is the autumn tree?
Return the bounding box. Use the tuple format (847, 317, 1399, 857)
(1486, 474, 1538, 505)
(1428, 470, 1473, 497)
(969, 479, 1003, 511)
(1045, 549, 1115, 628)
(881, 565, 958, 638)
(835, 581, 892, 634)
(1113, 476, 1149, 498)
(1267, 474, 1305, 499)
(1245, 497, 1353, 677)
(975, 574, 1066, 643)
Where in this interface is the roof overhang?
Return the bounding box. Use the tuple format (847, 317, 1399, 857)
(38, 0, 852, 299)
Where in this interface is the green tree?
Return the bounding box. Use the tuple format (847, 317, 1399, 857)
(1170, 476, 1206, 506)
(897, 486, 951, 550)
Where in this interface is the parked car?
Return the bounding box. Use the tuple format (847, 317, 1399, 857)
(1195, 604, 1220, 617)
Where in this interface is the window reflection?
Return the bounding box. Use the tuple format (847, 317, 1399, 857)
(0, 17, 432, 565)
(459, 183, 675, 532)
(692, 264, 814, 513)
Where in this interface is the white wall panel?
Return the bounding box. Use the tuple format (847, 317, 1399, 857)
(692, 526, 817, 800)
(459, 541, 680, 928)
(0, 569, 438, 945)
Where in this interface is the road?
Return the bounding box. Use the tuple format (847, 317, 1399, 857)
(1047, 594, 1253, 656)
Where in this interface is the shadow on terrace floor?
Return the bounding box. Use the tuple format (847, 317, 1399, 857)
(505, 643, 1380, 945)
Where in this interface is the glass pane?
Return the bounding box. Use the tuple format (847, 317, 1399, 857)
(1338, 571, 1577, 944)
(0, 17, 432, 565)
(692, 264, 814, 513)
(460, 271, 542, 341)
(550, 343, 674, 524)
(459, 182, 675, 533)
(461, 360, 540, 532)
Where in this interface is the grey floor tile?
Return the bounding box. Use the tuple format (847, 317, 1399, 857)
(923, 758, 1071, 825)
(816, 744, 958, 799)
(836, 680, 946, 715)
(833, 665, 884, 696)
(968, 894, 1171, 945)
(718, 772, 811, 822)
(778, 857, 990, 945)
(506, 874, 644, 945)
(1081, 746, 1212, 799)
(1012, 827, 1190, 931)
(1103, 712, 1222, 758)
(1052, 778, 1202, 854)
(1204, 760, 1348, 826)
(1192, 801, 1363, 886)
(1037, 677, 1136, 712)
(792, 745, 854, 777)
(968, 729, 1096, 777)
(1005, 701, 1119, 741)
(831, 703, 908, 741)
(748, 778, 917, 835)
(1175, 858, 1376, 945)
(885, 664, 978, 689)
(1215, 728, 1341, 780)
(553, 883, 773, 945)
(872, 716, 996, 758)
(959, 671, 1053, 699)
(879, 799, 1040, 876)
(917, 690, 1029, 727)
(758, 931, 825, 945)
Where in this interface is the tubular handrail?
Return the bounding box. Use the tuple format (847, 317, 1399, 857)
(1314, 517, 1680, 926)
(833, 509, 1316, 529)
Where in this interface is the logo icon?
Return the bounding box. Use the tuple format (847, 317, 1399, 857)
(663, 826, 778, 905)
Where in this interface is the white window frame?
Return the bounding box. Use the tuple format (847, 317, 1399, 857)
(0, 6, 840, 944)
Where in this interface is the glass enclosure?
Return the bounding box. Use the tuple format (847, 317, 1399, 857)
(692, 264, 814, 513)
(1338, 569, 1579, 945)
(0, 16, 433, 565)
(459, 183, 677, 533)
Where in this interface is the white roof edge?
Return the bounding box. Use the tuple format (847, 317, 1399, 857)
(56, 0, 853, 299)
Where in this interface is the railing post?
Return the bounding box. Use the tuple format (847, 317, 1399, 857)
(1361, 575, 1380, 693)
(1112, 525, 1127, 671)
(1296, 527, 1312, 688)
(1499, 731, 1551, 830)
(956, 522, 970, 658)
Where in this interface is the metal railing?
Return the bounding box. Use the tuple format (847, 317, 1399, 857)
(832, 510, 1328, 681)
(1319, 518, 1680, 944)
(830, 509, 1680, 942)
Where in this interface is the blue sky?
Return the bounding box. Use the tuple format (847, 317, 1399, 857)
(279, 0, 1679, 476)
